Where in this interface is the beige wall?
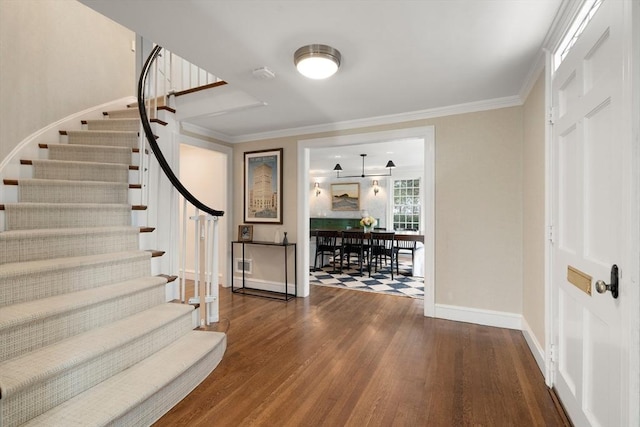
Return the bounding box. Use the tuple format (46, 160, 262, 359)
(0, 0, 135, 162)
(180, 144, 229, 284)
(522, 72, 547, 347)
(233, 106, 525, 315)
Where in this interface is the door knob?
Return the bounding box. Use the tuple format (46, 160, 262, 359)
(595, 264, 619, 299)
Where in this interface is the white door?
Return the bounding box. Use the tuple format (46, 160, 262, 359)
(551, 0, 631, 426)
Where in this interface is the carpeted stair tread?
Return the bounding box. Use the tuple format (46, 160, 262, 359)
(0, 226, 141, 264)
(0, 250, 151, 307)
(0, 305, 197, 427)
(46, 143, 132, 165)
(4, 202, 131, 230)
(0, 302, 188, 393)
(31, 159, 130, 183)
(22, 330, 226, 427)
(84, 118, 140, 132)
(15, 179, 129, 204)
(0, 276, 168, 362)
(66, 130, 138, 149)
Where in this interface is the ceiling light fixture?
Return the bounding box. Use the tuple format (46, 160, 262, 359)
(294, 44, 341, 79)
(333, 154, 396, 178)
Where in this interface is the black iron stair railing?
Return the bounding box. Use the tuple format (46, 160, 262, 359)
(137, 45, 224, 217)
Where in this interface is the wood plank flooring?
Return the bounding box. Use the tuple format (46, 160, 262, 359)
(154, 285, 568, 426)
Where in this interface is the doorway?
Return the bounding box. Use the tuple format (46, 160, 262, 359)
(297, 126, 435, 316)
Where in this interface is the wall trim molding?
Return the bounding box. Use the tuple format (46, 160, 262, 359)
(180, 121, 234, 143)
(203, 95, 522, 144)
(231, 277, 296, 295)
(522, 317, 547, 376)
(435, 303, 522, 330)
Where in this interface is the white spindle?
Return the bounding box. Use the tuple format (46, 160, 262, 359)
(180, 198, 187, 302)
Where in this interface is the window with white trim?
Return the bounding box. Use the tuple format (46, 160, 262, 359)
(554, 0, 603, 70)
(392, 178, 421, 231)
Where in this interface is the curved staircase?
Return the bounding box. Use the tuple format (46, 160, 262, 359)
(0, 108, 226, 426)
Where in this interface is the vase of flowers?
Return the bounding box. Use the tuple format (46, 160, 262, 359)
(360, 216, 377, 233)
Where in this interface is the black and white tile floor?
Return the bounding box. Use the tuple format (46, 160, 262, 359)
(310, 257, 424, 299)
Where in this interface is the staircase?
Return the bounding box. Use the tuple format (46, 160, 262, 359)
(0, 107, 226, 426)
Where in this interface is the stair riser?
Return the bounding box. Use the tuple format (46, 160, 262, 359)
(113, 335, 226, 427)
(0, 283, 167, 363)
(19, 331, 226, 427)
(32, 161, 129, 183)
(47, 144, 133, 165)
(65, 131, 138, 149)
(105, 109, 141, 119)
(0, 231, 139, 264)
(0, 255, 151, 307)
(18, 181, 128, 205)
(84, 119, 140, 132)
(3, 311, 193, 427)
(5, 205, 131, 230)
(0, 204, 141, 234)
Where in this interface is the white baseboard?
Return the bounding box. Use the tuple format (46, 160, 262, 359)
(521, 317, 546, 376)
(232, 277, 296, 295)
(435, 303, 522, 330)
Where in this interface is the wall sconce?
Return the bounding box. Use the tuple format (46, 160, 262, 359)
(372, 180, 379, 196)
(314, 182, 321, 197)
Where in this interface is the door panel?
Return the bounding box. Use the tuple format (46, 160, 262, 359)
(551, 1, 626, 426)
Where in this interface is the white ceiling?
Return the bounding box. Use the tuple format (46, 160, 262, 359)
(81, 0, 563, 170)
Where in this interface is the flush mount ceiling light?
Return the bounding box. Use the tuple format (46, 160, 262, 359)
(294, 44, 341, 79)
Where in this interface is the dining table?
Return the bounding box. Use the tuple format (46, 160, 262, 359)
(309, 228, 425, 276)
(310, 228, 424, 241)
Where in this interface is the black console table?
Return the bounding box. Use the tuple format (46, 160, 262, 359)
(231, 240, 297, 301)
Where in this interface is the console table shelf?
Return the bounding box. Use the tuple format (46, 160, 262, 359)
(231, 240, 297, 301)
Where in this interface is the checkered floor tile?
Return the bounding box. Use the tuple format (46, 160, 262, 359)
(310, 258, 424, 299)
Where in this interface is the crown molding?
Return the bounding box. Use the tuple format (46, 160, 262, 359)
(179, 122, 233, 144)
(519, 50, 546, 102)
(223, 95, 523, 144)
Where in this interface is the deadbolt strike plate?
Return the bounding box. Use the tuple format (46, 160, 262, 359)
(567, 265, 592, 296)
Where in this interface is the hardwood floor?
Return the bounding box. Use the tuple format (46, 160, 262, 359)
(155, 285, 568, 426)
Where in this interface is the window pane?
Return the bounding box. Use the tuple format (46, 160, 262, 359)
(392, 178, 421, 230)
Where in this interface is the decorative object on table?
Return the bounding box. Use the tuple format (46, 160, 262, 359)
(360, 215, 377, 233)
(332, 153, 395, 178)
(282, 232, 288, 245)
(273, 228, 281, 244)
(331, 182, 360, 211)
(244, 148, 283, 224)
(238, 224, 253, 242)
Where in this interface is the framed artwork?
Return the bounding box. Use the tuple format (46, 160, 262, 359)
(331, 182, 360, 211)
(244, 148, 283, 224)
(238, 224, 254, 242)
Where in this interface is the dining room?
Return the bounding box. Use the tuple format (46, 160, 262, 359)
(306, 136, 428, 299)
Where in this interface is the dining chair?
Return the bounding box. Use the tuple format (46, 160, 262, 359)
(369, 231, 396, 279)
(340, 230, 369, 276)
(394, 229, 418, 275)
(313, 230, 341, 272)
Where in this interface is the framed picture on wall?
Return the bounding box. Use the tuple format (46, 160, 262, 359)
(331, 182, 360, 211)
(244, 148, 283, 224)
